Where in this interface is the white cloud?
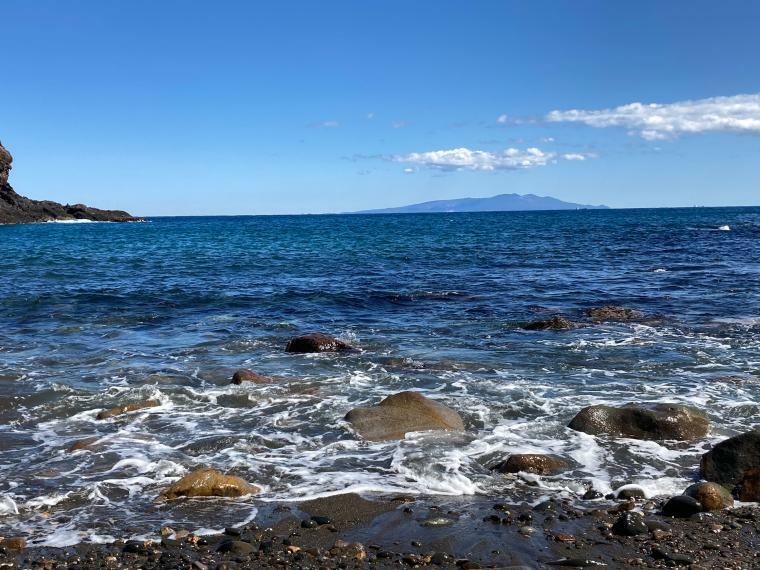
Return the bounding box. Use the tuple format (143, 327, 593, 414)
(367, 112, 375, 120)
(403, 167, 416, 174)
(393, 147, 594, 171)
(562, 152, 595, 161)
(391, 120, 409, 129)
(546, 93, 760, 140)
(310, 120, 340, 128)
(497, 114, 510, 124)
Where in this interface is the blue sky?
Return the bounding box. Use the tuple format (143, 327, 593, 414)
(1, 0, 759, 215)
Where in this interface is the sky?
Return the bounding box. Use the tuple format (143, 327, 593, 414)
(1, 0, 759, 215)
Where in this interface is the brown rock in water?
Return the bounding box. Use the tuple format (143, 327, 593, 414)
(230, 369, 274, 385)
(585, 306, 644, 321)
(286, 333, 353, 353)
(700, 429, 760, 490)
(161, 467, 259, 500)
(492, 454, 569, 475)
(0, 537, 27, 550)
(684, 482, 734, 511)
(345, 391, 464, 441)
(96, 399, 160, 420)
(67, 437, 99, 453)
(737, 467, 760, 502)
(522, 316, 576, 331)
(0, 141, 140, 225)
(568, 403, 708, 441)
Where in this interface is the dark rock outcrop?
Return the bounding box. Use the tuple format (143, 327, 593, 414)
(286, 333, 353, 353)
(568, 403, 709, 441)
(0, 140, 140, 225)
(160, 467, 259, 500)
(345, 391, 464, 441)
(700, 429, 760, 496)
(738, 467, 760, 502)
(492, 454, 569, 475)
(522, 316, 576, 331)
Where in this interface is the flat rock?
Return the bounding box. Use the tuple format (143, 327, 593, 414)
(585, 306, 644, 321)
(285, 333, 353, 353)
(522, 316, 576, 331)
(160, 467, 259, 500)
(96, 399, 160, 420)
(568, 403, 709, 440)
(345, 391, 464, 441)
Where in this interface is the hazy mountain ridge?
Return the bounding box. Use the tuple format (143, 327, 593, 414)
(354, 193, 608, 214)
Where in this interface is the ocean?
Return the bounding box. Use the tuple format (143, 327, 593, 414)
(0, 207, 758, 546)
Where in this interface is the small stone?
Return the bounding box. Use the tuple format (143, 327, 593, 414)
(615, 485, 647, 500)
(301, 519, 319, 529)
(311, 515, 332, 525)
(216, 540, 254, 555)
(684, 482, 734, 511)
(518, 526, 534, 536)
(0, 537, 27, 550)
(286, 545, 301, 553)
(611, 512, 648, 536)
(651, 529, 672, 540)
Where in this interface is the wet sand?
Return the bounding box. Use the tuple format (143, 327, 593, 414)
(2, 493, 758, 569)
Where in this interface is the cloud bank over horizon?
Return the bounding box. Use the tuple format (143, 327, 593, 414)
(546, 93, 760, 140)
(392, 147, 595, 172)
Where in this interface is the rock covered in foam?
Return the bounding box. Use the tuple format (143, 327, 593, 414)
(568, 403, 709, 441)
(345, 391, 464, 441)
(96, 399, 160, 420)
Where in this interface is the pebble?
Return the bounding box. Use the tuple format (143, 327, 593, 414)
(611, 512, 648, 536)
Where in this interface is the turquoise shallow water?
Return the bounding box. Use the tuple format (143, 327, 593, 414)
(0, 208, 759, 545)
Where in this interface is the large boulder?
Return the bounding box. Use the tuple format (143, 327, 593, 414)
(700, 429, 760, 494)
(585, 306, 644, 321)
(492, 454, 569, 475)
(683, 482, 734, 511)
(345, 391, 464, 441)
(738, 468, 760, 502)
(286, 333, 353, 353)
(97, 399, 160, 420)
(161, 467, 259, 500)
(568, 403, 709, 441)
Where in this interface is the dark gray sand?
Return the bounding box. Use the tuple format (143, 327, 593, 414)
(1, 493, 758, 569)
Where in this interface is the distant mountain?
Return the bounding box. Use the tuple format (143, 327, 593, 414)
(353, 193, 608, 214)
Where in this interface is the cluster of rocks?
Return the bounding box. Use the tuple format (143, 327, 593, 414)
(521, 305, 647, 330)
(0, 141, 140, 224)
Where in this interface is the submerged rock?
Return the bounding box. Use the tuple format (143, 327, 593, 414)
(230, 369, 274, 384)
(0, 140, 140, 225)
(66, 437, 99, 453)
(585, 306, 644, 321)
(700, 429, 760, 493)
(568, 403, 709, 440)
(684, 482, 734, 511)
(285, 333, 353, 353)
(160, 467, 259, 500)
(345, 391, 464, 441)
(96, 399, 160, 420)
(522, 316, 576, 331)
(492, 454, 569, 475)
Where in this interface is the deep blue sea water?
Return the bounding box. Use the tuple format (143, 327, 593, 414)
(0, 208, 759, 545)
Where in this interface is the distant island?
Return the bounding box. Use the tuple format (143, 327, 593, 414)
(353, 193, 608, 214)
(0, 141, 140, 225)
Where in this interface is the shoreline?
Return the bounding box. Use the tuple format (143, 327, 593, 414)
(1, 493, 758, 569)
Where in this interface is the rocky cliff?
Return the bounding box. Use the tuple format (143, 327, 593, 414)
(0, 141, 140, 224)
